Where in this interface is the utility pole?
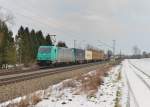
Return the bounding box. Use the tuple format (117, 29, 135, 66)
(50, 35, 56, 45)
(113, 40, 116, 61)
(74, 40, 76, 49)
(120, 50, 122, 59)
(98, 40, 116, 61)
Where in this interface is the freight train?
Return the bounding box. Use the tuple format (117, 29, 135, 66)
(36, 46, 105, 66)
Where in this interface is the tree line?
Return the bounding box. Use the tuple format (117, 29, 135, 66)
(16, 26, 53, 66)
(0, 20, 54, 68)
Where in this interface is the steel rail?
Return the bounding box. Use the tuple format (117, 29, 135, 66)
(128, 60, 150, 78)
(0, 61, 107, 76)
(0, 61, 106, 86)
(123, 64, 140, 107)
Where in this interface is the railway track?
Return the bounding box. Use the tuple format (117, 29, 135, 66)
(0, 64, 71, 76)
(124, 69, 140, 107)
(0, 61, 108, 76)
(129, 65, 150, 90)
(0, 61, 107, 86)
(128, 60, 150, 107)
(128, 60, 150, 78)
(125, 60, 150, 107)
(128, 60, 150, 89)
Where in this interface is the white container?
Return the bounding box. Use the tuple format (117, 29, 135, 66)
(85, 50, 92, 61)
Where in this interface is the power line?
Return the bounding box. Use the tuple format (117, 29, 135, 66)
(113, 40, 116, 60)
(0, 6, 82, 40)
(98, 40, 113, 49)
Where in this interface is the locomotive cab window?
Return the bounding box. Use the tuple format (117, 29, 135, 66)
(39, 47, 51, 53)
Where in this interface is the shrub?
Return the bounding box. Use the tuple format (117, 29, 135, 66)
(31, 94, 41, 105)
(17, 99, 29, 107)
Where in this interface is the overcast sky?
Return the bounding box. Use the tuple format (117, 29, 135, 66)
(0, 0, 150, 54)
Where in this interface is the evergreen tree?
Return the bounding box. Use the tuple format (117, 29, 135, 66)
(16, 27, 51, 66)
(16, 26, 32, 66)
(24, 27, 33, 64)
(5, 31, 16, 65)
(15, 26, 24, 64)
(35, 30, 45, 46)
(30, 29, 37, 59)
(45, 34, 53, 46)
(0, 20, 16, 69)
(57, 41, 68, 48)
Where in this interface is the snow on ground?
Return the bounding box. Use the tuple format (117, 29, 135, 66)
(129, 58, 150, 76)
(122, 59, 150, 107)
(0, 64, 128, 107)
(35, 65, 127, 107)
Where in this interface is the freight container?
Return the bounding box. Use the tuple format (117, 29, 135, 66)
(57, 47, 75, 63)
(99, 51, 105, 60)
(85, 50, 92, 61)
(91, 50, 99, 60)
(73, 48, 85, 62)
(92, 50, 105, 61)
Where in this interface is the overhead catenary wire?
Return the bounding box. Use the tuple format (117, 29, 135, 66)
(0, 5, 103, 49)
(0, 5, 83, 40)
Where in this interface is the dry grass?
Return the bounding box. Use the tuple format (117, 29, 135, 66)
(31, 94, 42, 105)
(74, 65, 112, 96)
(17, 99, 30, 107)
(0, 61, 119, 105)
(114, 89, 122, 107)
(62, 80, 77, 88)
(3, 99, 29, 107)
(3, 94, 41, 107)
(81, 74, 102, 92)
(0, 63, 102, 103)
(5, 102, 17, 107)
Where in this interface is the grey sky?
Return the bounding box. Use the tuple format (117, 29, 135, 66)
(0, 0, 150, 54)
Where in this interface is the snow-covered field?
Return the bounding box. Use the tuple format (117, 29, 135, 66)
(122, 59, 150, 107)
(3, 58, 150, 107)
(35, 66, 126, 107)
(129, 58, 150, 76)
(0, 63, 128, 107)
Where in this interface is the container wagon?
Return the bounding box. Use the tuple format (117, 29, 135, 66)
(85, 50, 92, 62)
(99, 50, 105, 60)
(92, 50, 105, 61)
(57, 47, 75, 63)
(91, 50, 100, 61)
(73, 48, 85, 63)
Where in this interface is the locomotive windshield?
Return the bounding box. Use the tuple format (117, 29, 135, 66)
(39, 47, 51, 53)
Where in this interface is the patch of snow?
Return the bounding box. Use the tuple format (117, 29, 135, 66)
(122, 59, 150, 107)
(0, 64, 128, 107)
(35, 65, 125, 107)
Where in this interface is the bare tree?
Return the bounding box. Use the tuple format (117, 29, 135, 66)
(132, 45, 141, 55)
(132, 45, 141, 59)
(0, 7, 14, 24)
(57, 41, 68, 48)
(86, 44, 99, 51)
(142, 51, 149, 58)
